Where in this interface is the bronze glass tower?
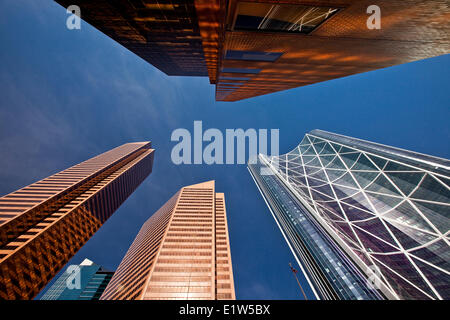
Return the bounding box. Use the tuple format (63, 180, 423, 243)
(100, 181, 235, 300)
(0, 142, 154, 299)
(55, 1, 449, 101)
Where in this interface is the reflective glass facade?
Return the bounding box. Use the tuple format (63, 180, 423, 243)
(249, 161, 383, 300)
(101, 181, 235, 300)
(54, 1, 450, 102)
(0, 142, 154, 299)
(252, 130, 449, 300)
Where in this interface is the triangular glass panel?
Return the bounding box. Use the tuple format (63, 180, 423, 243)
(299, 144, 313, 155)
(332, 185, 359, 200)
(386, 221, 435, 250)
(333, 221, 360, 244)
(411, 174, 450, 204)
(297, 186, 311, 198)
(321, 200, 345, 219)
(301, 155, 316, 165)
(353, 170, 380, 188)
(335, 172, 358, 188)
(411, 257, 450, 298)
(384, 161, 415, 172)
(308, 157, 323, 168)
(434, 175, 450, 189)
(409, 240, 450, 272)
(313, 141, 326, 150)
(370, 256, 436, 299)
(315, 184, 334, 199)
(307, 176, 327, 188)
(353, 217, 398, 244)
(340, 191, 374, 212)
(411, 200, 450, 234)
(316, 203, 345, 221)
(365, 192, 403, 214)
(320, 154, 337, 167)
(310, 170, 329, 183)
(387, 220, 437, 248)
(385, 171, 425, 196)
(365, 174, 401, 196)
(366, 154, 388, 170)
(382, 201, 435, 233)
(327, 156, 345, 169)
(330, 142, 342, 152)
(319, 142, 336, 155)
(310, 188, 334, 202)
(304, 165, 322, 176)
(299, 136, 309, 146)
(340, 202, 376, 221)
(352, 153, 379, 171)
(340, 152, 360, 168)
(325, 168, 346, 181)
(352, 225, 399, 253)
(287, 153, 300, 162)
(339, 146, 355, 154)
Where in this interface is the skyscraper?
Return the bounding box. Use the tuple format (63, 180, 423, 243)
(249, 130, 449, 300)
(100, 181, 235, 300)
(40, 258, 114, 300)
(55, 0, 450, 101)
(0, 142, 154, 299)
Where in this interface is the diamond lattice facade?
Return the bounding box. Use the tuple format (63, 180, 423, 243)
(100, 180, 235, 300)
(250, 129, 449, 300)
(0, 142, 154, 299)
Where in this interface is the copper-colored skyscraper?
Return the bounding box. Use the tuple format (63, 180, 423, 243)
(0, 142, 154, 299)
(55, 1, 449, 101)
(101, 181, 235, 300)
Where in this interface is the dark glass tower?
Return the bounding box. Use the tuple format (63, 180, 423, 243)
(40, 259, 114, 300)
(249, 130, 449, 300)
(54, 1, 449, 102)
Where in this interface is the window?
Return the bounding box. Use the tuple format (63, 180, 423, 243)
(219, 82, 244, 86)
(221, 67, 260, 74)
(234, 2, 338, 34)
(225, 50, 283, 62)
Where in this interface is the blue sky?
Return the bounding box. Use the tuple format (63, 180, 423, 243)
(0, 1, 449, 300)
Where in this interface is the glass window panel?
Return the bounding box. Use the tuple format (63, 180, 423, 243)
(225, 50, 283, 61)
(412, 200, 450, 233)
(219, 76, 250, 81)
(411, 174, 450, 203)
(353, 171, 380, 188)
(352, 154, 379, 171)
(382, 201, 435, 232)
(365, 175, 401, 196)
(221, 67, 261, 74)
(385, 171, 425, 196)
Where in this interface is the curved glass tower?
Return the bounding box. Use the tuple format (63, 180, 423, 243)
(249, 130, 449, 300)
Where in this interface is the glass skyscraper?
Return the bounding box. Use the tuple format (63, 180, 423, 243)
(249, 129, 449, 300)
(101, 181, 235, 300)
(0, 142, 154, 299)
(40, 259, 114, 300)
(54, 1, 449, 102)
